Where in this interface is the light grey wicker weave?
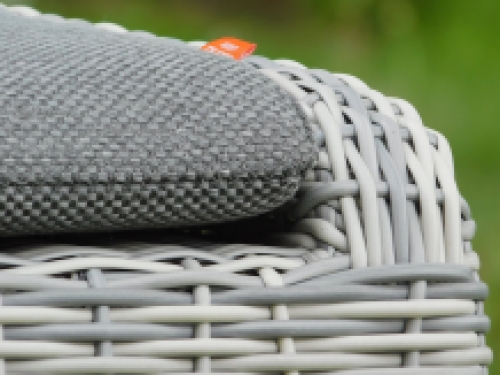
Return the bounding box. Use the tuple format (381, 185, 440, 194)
(0, 4, 492, 375)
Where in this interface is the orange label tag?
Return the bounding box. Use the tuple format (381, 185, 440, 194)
(201, 37, 256, 60)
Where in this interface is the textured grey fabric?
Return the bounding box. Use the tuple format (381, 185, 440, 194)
(0, 9, 315, 235)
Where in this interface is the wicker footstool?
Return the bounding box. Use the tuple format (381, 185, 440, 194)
(0, 4, 492, 374)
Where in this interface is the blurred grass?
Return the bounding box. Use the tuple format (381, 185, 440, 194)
(4, 0, 500, 371)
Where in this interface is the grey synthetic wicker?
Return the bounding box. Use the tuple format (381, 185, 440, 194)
(0, 6, 315, 235)
(0, 4, 492, 375)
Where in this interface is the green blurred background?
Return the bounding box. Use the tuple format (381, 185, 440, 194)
(4, 0, 499, 371)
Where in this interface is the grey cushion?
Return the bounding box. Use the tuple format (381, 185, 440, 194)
(0, 9, 315, 235)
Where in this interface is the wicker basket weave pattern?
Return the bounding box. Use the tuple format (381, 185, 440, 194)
(0, 4, 492, 375)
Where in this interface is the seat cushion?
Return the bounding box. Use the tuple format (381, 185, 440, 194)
(0, 9, 315, 235)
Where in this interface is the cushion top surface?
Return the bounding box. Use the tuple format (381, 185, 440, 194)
(0, 9, 315, 234)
